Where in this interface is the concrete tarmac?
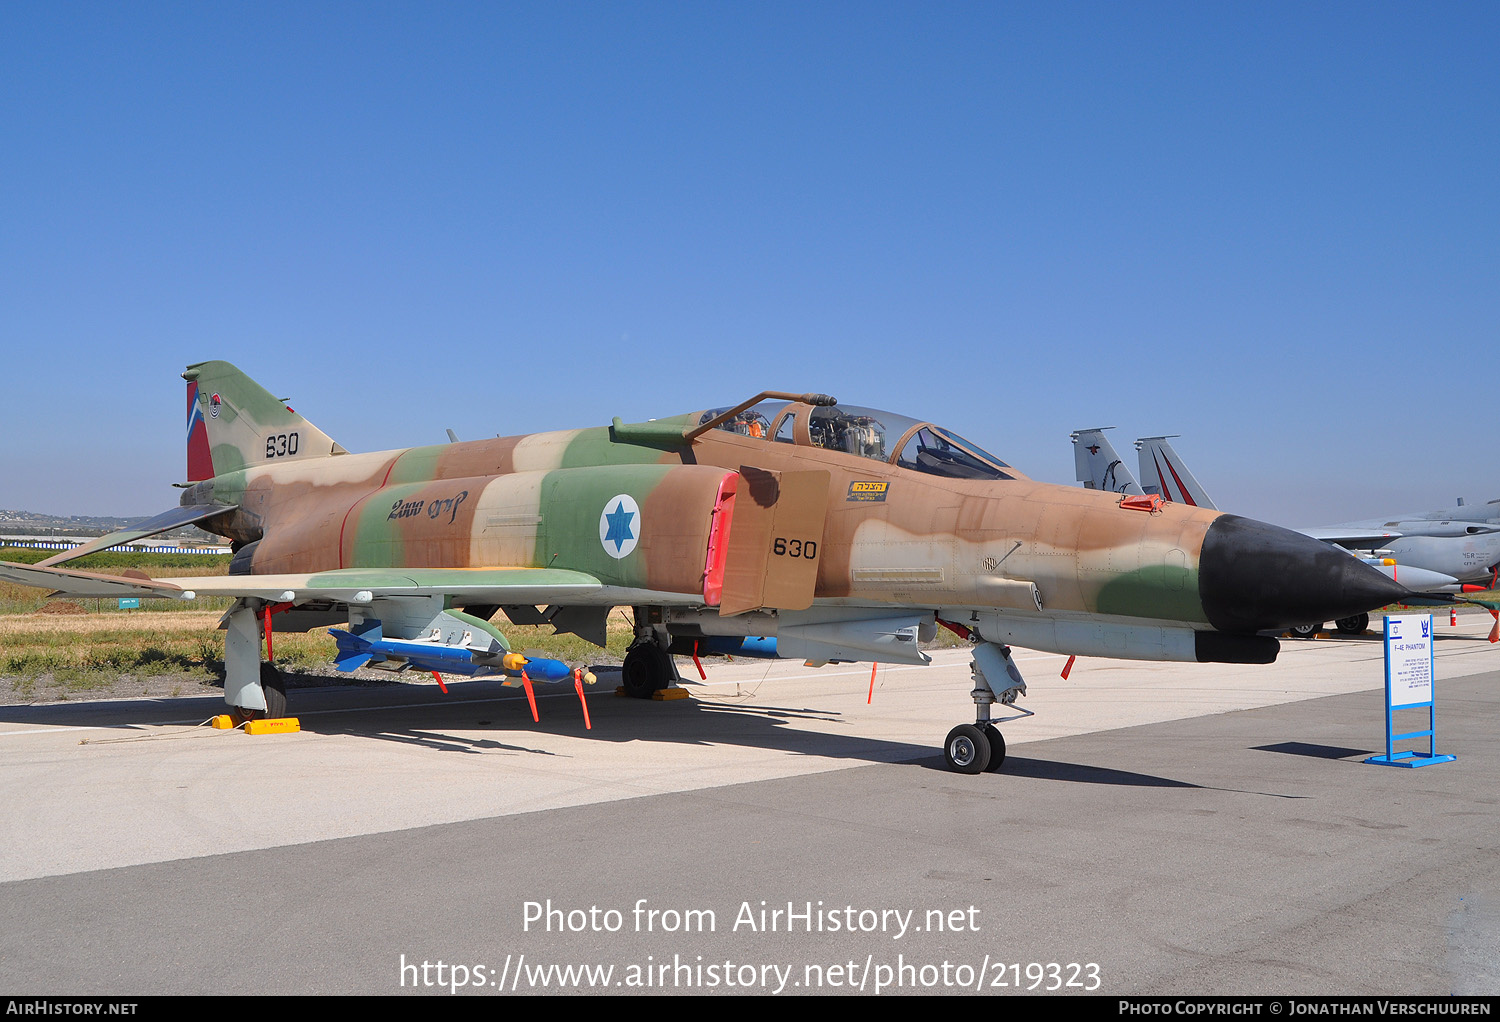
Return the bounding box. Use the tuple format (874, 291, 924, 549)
(1, 614, 1497, 995)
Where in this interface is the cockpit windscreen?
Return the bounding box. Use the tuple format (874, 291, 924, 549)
(696, 401, 1014, 480)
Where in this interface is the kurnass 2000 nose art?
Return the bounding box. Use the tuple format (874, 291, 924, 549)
(0, 362, 1414, 772)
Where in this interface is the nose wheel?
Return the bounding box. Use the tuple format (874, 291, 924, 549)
(943, 723, 1006, 774)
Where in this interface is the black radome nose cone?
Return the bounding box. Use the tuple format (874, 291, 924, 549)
(1199, 514, 1411, 634)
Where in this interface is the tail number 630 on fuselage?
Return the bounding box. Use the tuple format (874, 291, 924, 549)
(773, 537, 817, 559)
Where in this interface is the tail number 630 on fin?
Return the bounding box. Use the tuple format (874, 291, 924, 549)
(265, 432, 300, 459)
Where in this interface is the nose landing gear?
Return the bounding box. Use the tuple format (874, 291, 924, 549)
(943, 641, 1030, 774)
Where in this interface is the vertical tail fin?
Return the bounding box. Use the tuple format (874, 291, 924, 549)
(186, 377, 214, 481)
(1071, 427, 1143, 495)
(1135, 436, 1217, 510)
(182, 361, 346, 481)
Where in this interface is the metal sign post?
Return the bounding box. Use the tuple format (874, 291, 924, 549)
(1365, 613, 1455, 768)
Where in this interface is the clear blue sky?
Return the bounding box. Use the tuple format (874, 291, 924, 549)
(2, 2, 1495, 528)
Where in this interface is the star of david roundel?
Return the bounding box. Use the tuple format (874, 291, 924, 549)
(599, 494, 640, 559)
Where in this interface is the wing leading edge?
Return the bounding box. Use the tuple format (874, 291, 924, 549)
(0, 561, 709, 609)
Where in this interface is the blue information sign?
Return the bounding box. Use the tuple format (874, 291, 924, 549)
(1365, 614, 1455, 768)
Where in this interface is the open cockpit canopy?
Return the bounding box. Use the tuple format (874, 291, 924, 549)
(696, 401, 1019, 481)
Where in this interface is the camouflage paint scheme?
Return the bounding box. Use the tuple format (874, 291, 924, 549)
(179, 394, 1206, 626)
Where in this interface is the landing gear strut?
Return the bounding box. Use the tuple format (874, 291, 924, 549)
(944, 641, 1025, 773)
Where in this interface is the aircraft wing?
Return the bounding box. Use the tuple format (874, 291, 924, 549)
(0, 561, 193, 599)
(0, 561, 704, 608)
(35, 504, 237, 567)
(1297, 527, 1403, 546)
(166, 567, 695, 606)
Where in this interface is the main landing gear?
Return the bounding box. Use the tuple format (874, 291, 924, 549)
(1335, 613, 1369, 635)
(1290, 613, 1368, 639)
(223, 599, 286, 720)
(621, 610, 679, 699)
(943, 641, 1027, 774)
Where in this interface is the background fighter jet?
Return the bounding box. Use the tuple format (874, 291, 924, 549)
(0, 363, 1416, 774)
(1071, 428, 1144, 495)
(1300, 508, 1500, 593)
(1072, 430, 1218, 510)
(1136, 436, 1217, 510)
(1071, 428, 1500, 636)
(1072, 429, 1218, 510)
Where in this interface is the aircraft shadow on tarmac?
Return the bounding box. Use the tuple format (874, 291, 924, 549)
(0, 690, 1323, 796)
(958, 756, 1314, 798)
(953, 756, 1204, 788)
(0, 668, 939, 768)
(0, 668, 1394, 788)
(333, 689, 932, 766)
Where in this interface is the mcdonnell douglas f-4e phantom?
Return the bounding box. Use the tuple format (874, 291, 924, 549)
(0, 362, 1417, 773)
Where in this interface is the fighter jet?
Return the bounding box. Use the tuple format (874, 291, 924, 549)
(0, 362, 1416, 773)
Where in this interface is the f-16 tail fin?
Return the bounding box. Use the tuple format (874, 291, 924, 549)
(183, 361, 347, 481)
(1136, 436, 1216, 510)
(1071, 428, 1143, 495)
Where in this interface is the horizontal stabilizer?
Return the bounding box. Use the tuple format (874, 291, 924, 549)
(36, 504, 236, 567)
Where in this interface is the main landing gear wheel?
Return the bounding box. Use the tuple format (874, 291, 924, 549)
(1289, 622, 1320, 639)
(621, 644, 672, 699)
(944, 724, 991, 775)
(981, 723, 1006, 772)
(261, 663, 287, 718)
(231, 663, 287, 722)
(1335, 613, 1369, 635)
